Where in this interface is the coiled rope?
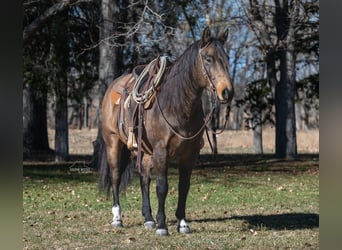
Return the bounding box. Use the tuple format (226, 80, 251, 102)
(131, 56, 168, 105)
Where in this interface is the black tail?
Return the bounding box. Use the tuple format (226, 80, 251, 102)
(118, 145, 135, 194)
(98, 139, 135, 197)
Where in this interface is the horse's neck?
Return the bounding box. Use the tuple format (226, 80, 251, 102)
(160, 60, 204, 122)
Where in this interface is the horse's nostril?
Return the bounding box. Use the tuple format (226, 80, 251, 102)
(223, 89, 228, 98)
(222, 89, 230, 101)
(221, 88, 234, 103)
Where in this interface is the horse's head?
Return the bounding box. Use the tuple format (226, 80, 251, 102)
(199, 27, 234, 104)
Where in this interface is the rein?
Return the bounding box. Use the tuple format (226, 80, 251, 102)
(156, 88, 216, 140)
(154, 43, 217, 140)
(212, 104, 231, 135)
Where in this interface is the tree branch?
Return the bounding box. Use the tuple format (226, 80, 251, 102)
(23, 0, 93, 44)
(244, 0, 275, 52)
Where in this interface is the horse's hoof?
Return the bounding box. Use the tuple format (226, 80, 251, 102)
(111, 220, 123, 228)
(156, 228, 169, 236)
(144, 221, 156, 229)
(178, 225, 191, 234)
(177, 219, 191, 234)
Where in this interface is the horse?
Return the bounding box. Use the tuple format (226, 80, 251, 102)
(99, 26, 234, 236)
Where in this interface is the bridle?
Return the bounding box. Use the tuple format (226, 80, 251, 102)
(199, 43, 231, 135)
(199, 44, 218, 94)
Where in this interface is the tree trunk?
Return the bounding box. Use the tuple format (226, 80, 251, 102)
(92, 0, 120, 169)
(274, 0, 297, 159)
(23, 83, 51, 157)
(252, 112, 263, 154)
(83, 96, 88, 129)
(275, 47, 297, 158)
(54, 78, 69, 162)
(253, 125, 263, 154)
(51, 17, 69, 162)
(232, 100, 240, 130)
(249, 0, 298, 159)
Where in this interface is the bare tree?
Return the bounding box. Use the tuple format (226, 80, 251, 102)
(246, 0, 299, 158)
(49, 17, 70, 162)
(92, 0, 120, 169)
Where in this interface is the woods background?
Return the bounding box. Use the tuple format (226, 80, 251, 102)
(23, 0, 319, 162)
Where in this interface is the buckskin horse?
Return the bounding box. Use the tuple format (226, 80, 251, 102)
(99, 27, 234, 236)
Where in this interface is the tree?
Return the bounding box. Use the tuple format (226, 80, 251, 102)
(23, 0, 100, 160)
(246, 0, 300, 159)
(294, 0, 319, 130)
(49, 15, 70, 162)
(92, 0, 122, 169)
(23, 1, 53, 156)
(23, 73, 51, 156)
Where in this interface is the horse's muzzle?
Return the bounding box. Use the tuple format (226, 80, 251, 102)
(221, 88, 234, 104)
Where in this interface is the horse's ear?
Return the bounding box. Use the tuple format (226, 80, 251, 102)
(201, 26, 211, 47)
(218, 27, 229, 44)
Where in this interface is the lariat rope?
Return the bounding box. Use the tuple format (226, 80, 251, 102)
(131, 56, 168, 104)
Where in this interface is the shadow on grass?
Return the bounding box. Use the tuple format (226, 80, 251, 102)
(189, 213, 319, 230)
(198, 153, 318, 165)
(231, 213, 319, 230)
(23, 153, 318, 180)
(196, 153, 319, 174)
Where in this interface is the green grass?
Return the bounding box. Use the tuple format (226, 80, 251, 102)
(23, 155, 319, 249)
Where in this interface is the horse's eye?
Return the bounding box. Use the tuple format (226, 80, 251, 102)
(204, 56, 213, 64)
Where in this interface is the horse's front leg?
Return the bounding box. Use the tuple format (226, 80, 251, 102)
(153, 147, 169, 236)
(176, 154, 196, 234)
(140, 154, 155, 229)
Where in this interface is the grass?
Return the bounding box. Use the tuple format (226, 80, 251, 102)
(23, 154, 319, 249)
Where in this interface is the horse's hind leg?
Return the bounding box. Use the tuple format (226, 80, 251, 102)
(140, 154, 155, 229)
(105, 135, 124, 227)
